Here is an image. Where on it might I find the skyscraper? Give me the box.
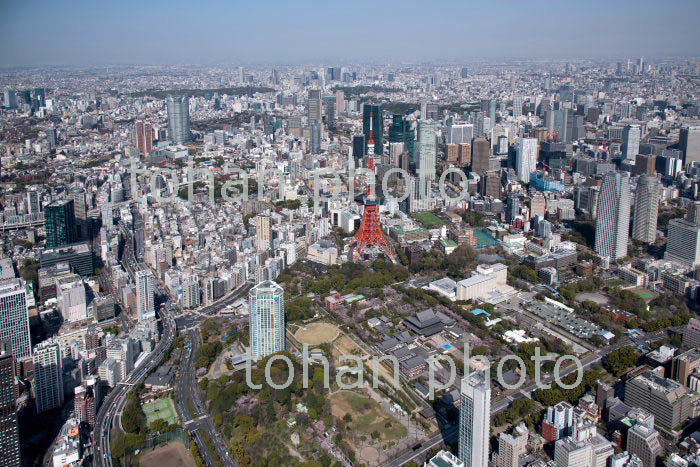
[335,90,345,113]
[0,347,20,466]
[44,199,77,248]
[595,172,631,261]
[352,135,365,161]
[33,340,64,413]
[680,126,700,165]
[459,371,491,467]
[56,275,87,323]
[363,104,383,156]
[135,119,153,156]
[67,187,88,240]
[166,95,191,144]
[256,214,271,251]
[135,269,155,321]
[665,213,700,269]
[471,137,491,175]
[310,121,321,154]
[512,95,523,118]
[307,89,322,125]
[417,120,437,180]
[249,280,285,361]
[635,154,656,176]
[632,176,660,244]
[389,114,414,167]
[622,125,641,161]
[447,124,474,145]
[0,279,31,361]
[515,138,538,183]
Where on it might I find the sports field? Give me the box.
[139,441,195,467]
[294,322,340,345]
[143,397,178,426]
[412,211,445,229]
[629,287,659,302]
[475,229,498,248]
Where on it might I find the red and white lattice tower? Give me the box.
[347,112,397,263]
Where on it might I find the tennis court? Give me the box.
[143,397,178,426]
[475,229,498,248]
[629,287,658,302]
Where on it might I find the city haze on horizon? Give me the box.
[1,0,700,66]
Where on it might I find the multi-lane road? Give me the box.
[172,282,253,467]
[92,302,177,467]
[175,328,236,466]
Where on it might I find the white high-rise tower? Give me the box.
[459,371,491,467]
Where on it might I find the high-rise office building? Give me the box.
[363,104,383,156]
[249,280,285,361]
[307,89,322,125]
[135,269,155,321]
[446,144,459,164]
[624,370,692,431]
[0,347,20,466]
[309,121,322,154]
[680,126,700,165]
[458,143,472,167]
[460,67,469,79]
[3,90,17,109]
[56,275,87,323]
[447,124,474,145]
[33,340,64,413]
[67,187,88,240]
[632,176,660,244]
[352,135,365,161]
[44,199,77,248]
[335,90,345,113]
[135,119,153,156]
[635,154,656,176]
[622,125,641,161]
[471,137,491,175]
[665,216,700,269]
[458,371,490,467]
[166,95,191,144]
[256,214,271,251]
[595,172,631,261]
[516,138,538,183]
[417,120,437,180]
[625,409,663,467]
[512,95,523,118]
[0,279,31,361]
[389,114,414,167]
[481,99,496,124]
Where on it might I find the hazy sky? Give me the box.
[1,0,699,65]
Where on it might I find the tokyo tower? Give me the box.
[348,112,397,263]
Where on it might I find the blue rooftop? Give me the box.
[471,308,492,318]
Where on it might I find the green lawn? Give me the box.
[331,391,408,441]
[412,212,445,229]
[143,397,178,426]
